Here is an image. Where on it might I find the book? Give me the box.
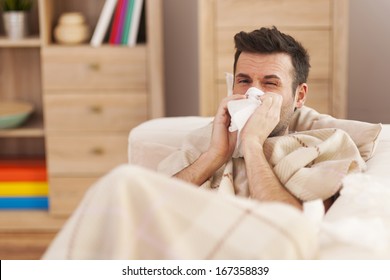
[116,0,130,44]
[127,0,144,47]
[90,0,118,47]
[0,182,48,196]
[0,159,47,181]
[121,0,135,44]
[0,197,48,210]
[109,0,125,44]
[0,166,47,182]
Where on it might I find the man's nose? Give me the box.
[248,84,264,94]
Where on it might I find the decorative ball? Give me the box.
[54,12,90,44]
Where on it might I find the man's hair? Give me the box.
[233,26,310,92]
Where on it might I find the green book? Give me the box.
[121,0,135,44]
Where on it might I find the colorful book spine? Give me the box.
[121,0,135,44]
[109,0,126,44]
[0,182,48,196]
[0,197,48,210]
[127,0,144,47]
[0,159,48,210]
[115,0,129,44]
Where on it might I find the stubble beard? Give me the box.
[268,105,295,137]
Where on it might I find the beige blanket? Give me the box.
[159,125,366,202]
[43,165,318,259]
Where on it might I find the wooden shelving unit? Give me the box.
[0,0,164,259]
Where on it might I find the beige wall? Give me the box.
[163,0,390,123]
[348,0,390,123]
[163,0,199,116]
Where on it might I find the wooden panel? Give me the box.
[0,138,45,157]
[0,48,43,115]
[49,177,98,217]
[331,0,349,118]
[0,231,57,260]
[0,211,66,231]
[44,91,148,131]
[304,81,330,114]
[41,46,147,90]
[146,0,165,118]
[216,29,331,81]
[216,0,331,28]
[46,133,129,175]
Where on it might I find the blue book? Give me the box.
[0,197,49,210]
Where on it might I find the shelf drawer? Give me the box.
[216,0,331,28]
[46,133,128,176]
[42,46,147,90]
[44,91,148,132]
[49,177,98,217]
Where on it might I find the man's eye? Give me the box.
[266,82,277,86]
[238,79,249,84]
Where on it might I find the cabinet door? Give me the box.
[46,133,129,176]
[44,91,148,132]
[49,177,98,216]
[42,46,147,90]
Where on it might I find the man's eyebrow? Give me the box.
[235,73,251,78]
[235,73,282,80]
[263,74,281,80]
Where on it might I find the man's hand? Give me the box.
[173,94,245,186]
[207,94,246,166]
[240,92,283,146]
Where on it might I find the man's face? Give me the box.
[233,51,305,136]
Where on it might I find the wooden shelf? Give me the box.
[0,118,44,138]
[0,36,41,47]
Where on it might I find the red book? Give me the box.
[109,0,125,44]
[0,159,47,181]
[115,0,129,44]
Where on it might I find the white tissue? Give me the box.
[227,87,264,158]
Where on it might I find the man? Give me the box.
[170,27,309,210]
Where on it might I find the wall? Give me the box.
[163,0,199,116]
[348,0,390,123]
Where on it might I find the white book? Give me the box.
[127,0,144,47]
[90,0,118,47]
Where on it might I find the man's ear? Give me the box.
[294,83,308,109]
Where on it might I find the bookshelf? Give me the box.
[0,0,164,259]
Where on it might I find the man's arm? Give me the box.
[243,139,302,209]
[241,93,302,210]
[174,94,245,186]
